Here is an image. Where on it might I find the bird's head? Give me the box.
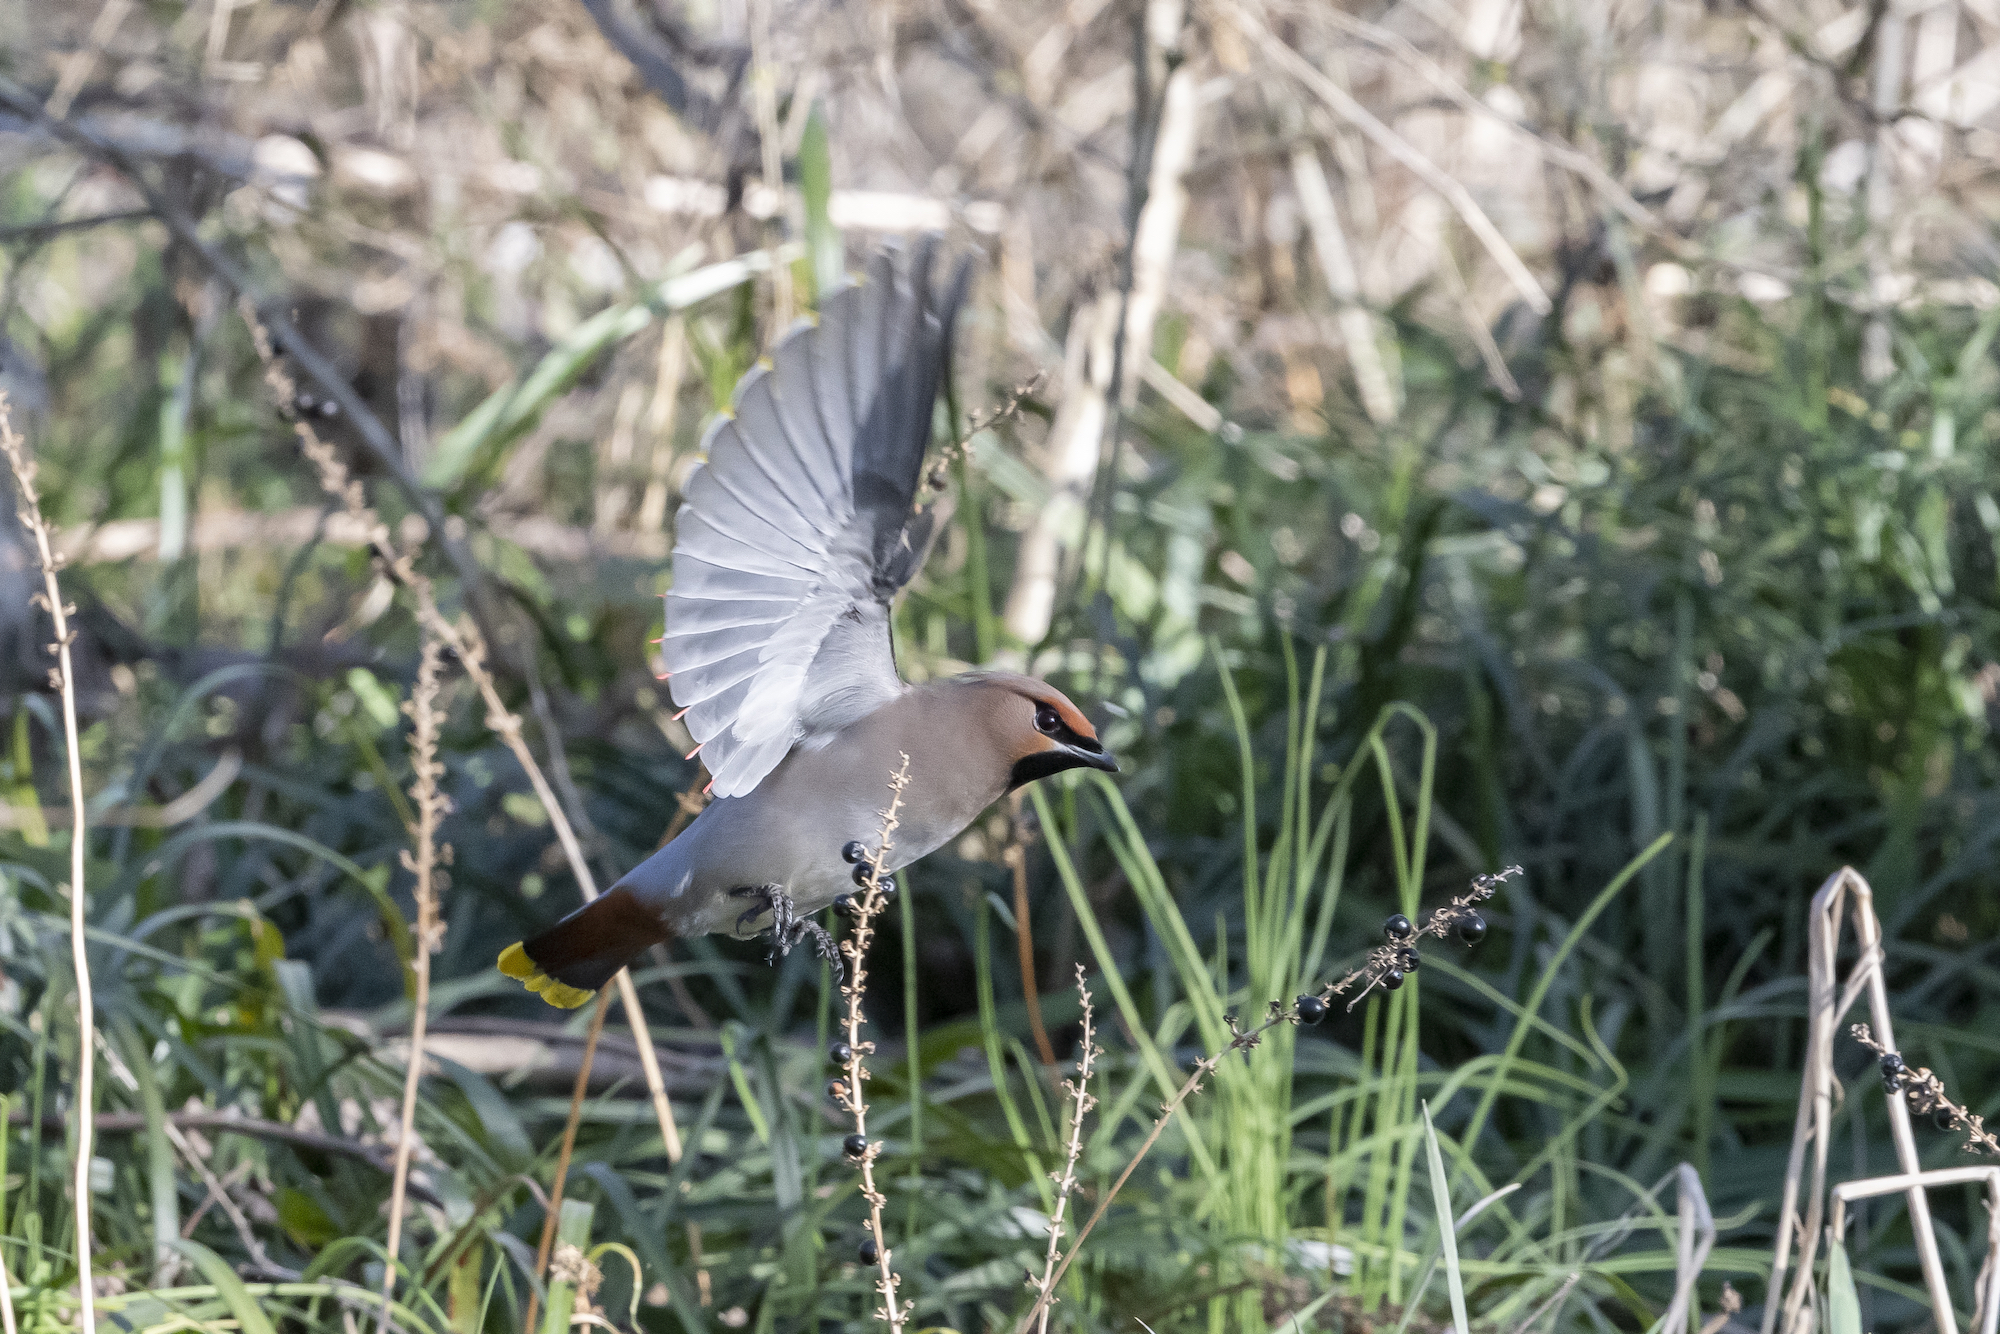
[953,671,1119,790]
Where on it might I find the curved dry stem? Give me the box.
[0,394,95,1328]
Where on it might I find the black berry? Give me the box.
[1296,995,1328,1025]
[829,1040,853,1064]
[1458,913,1487,945]
[1879,1052,1906,1076]
[1399,949,1420,972]
[852,863,874,887]
[827,1079,847,1100]
[843,1133,869,1158]
[1383,914,1414,941]
[1380,967,1406,991]
[842,841,868,863]
[1935,1109,1957,1132]
[832,894,854,917]
[859,1238,881,1264]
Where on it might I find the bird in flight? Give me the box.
[499,240,1117,1007]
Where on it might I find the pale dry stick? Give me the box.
[1015,870,1518,1334]
[0,395,97,1328]
[98,1041,290,1279]
[255,328,689,1174]
[1290,0,1661,234]
[1030,968,1099,1334]
[1289,140,1399,425]
[46,0,132,119]
[1216,0,1553,316]
[832,755,913,1332]
[1827,1167,2000,1334]
[524,989,613,1334]
[1764,868,1953,1334]
[379,625,453,1332]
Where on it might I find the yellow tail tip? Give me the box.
[495,943,595,1009]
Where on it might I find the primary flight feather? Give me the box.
[499,240,1117,1007]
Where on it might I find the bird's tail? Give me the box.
[497,887,671,1008]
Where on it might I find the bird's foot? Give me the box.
[733,885,839,970]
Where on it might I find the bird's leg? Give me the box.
[732,884,839,970]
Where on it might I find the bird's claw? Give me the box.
[734,885,839,971]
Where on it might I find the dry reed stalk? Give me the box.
[1763,868,1953,1334]
[524,988,612,1334]
[831,754,913,1331]
[1031,968,1099,1334]
[0,395,97,1327]
[379,622,452,1331]
[240,309,688,1172]
[1827,1166,2000,1334]
[1012,869,1516,1334]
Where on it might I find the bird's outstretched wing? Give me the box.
[662,239,970,797]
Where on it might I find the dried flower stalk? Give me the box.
[832,754,913,1331]
[1852,1024,2000,1158]
[379,620,454,1330]
[0,395,96,1328]
[240,307,687,1170]
[1030,967,1099,1334]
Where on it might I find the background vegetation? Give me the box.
[0,0,1996,1328]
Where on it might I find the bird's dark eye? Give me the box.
[1033,703,1062,735]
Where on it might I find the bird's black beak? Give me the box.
[1007,737,1120,790]
[1069,737,1119,773]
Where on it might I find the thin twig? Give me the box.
[0,394,96,1328]
[525,989,612,1334]
[1215,0,1553,315]
[1031,968,1099,1334]
[240,305,689,1174]
[833,755,913,1331]
[380,622,453,1331]
[1003,793,1057,1067]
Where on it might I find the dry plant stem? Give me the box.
[525,988,612,1334]
[379,626,452,1331]
[252,326,687,1171]
[0,395,96,1328]
[1014,869,1520,1334]
[1852,1024,2000,1157]
[1031,969,1099,1334]
[836,755,913,1332]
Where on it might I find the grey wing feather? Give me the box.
[663,240,971,797]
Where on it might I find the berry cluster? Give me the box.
[1854,1023,2000,1155]
[1293,866,1518,1021]
[834,840,899,917]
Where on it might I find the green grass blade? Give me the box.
[168,1240,280,1334]
[1423,1103,1470,1334]
[1827,1236,1863,1334]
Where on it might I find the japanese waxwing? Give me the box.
[499,239,1117,1007]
